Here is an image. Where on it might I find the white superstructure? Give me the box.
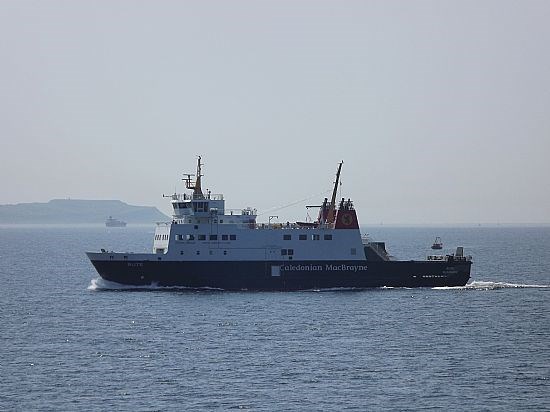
[151,157,365,262]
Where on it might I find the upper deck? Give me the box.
[167,157,358,231]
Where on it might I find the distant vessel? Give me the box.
[105,216,126,227]
[431,237,443,250]
[88,158,472,290]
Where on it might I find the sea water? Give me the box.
[0,225,548,410]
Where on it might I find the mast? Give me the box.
[194,156,203,197]
[183,156,204,199]
[326,161,343,225]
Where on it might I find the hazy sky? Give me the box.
[1,1,549,224]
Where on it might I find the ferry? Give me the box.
[105,216,126,227]
[87,158,472,290]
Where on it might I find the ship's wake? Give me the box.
[433,281,550,290]
[88,277,152,291]
[87,278,223,292]
[88,278,549,292]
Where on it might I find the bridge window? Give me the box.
[299,234,307,240]
[210,235,218,240]
[222,235,229,240]
[192,201,209,212]
[283,234,291,240]
[230,235,237,240]
[198,234,206,241]
[312,234,320,240]
[324,234,333,240]
[186,234,195,241]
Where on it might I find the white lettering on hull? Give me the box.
[281,264,368,272]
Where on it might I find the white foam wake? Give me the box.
[87,277,155,290]
[87,277,224,291]
[88,278,549,292]
[433,281,550,290]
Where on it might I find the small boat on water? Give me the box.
[105,216,127,227]
[431,237,443,250]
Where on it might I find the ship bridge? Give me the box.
[172,192,225,218]
[169,156,257,226]
[169,156,226,219]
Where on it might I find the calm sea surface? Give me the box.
[1,225,549,411]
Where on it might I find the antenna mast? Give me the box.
[194,156,203,197]
[326,161,343,224]
[183,156,204,199]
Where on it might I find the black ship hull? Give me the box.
[88,258,471,290]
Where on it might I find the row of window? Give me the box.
[284,234,332,241]
[175,234,237,241]
[179,250,229,256]
[168,233,333,241]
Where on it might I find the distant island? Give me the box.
[0,199,169,224]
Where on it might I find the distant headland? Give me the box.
[0,199,169,224]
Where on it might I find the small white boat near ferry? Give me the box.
[431,236,443,250]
